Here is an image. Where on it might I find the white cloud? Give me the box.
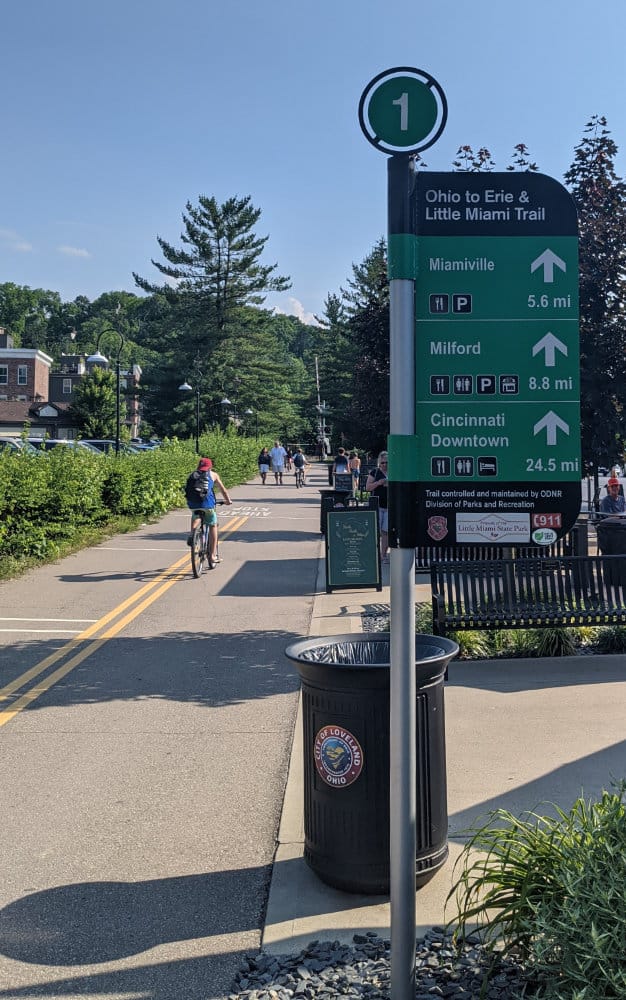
[0,227,33,252]
[57,245,92,258]
[272,296,320,326]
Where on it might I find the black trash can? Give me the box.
[596,516,626,587]
[285,632,458,894]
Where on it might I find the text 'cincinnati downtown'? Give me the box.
[431,412,509,448]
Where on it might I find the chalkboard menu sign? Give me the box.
[325,507,381,593]
[333,472,353,493]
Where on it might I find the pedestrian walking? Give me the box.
[258,446,270,484]
[269,440,287,484]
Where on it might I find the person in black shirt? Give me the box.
[365,451,389,562]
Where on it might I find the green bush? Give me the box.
[0,432,259,574]
[595,625,626,653]
[447,785,626,999]
[528,626,578,658]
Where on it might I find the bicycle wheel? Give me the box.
[191,526,205,578]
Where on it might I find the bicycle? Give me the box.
[190,501,225,577]
[295,466,306,488]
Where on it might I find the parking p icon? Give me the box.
[452,294,472,313]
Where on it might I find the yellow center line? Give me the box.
[0,515,249,717]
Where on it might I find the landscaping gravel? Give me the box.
[230,929,535,999]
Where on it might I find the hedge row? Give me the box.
[0,433,260,567]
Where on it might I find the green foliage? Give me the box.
[69,365,117,437]
[340,238,389,453]
[529,627,577,658]
[415,601,434,633]
[447,628,494,660]
[490,628,536,658]
[0,435,258,574]
[594,625,626,653]
[447,786,626,999]
[133,194,290,336]
[565,116,626,470]
[452,145,496,171]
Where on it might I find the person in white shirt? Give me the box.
[269,440,287,484]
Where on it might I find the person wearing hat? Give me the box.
[184,457,232,562]
[600,477,626,515]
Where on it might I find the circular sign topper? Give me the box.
[359,67,447,155]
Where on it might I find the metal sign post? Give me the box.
[359,68,447,1000]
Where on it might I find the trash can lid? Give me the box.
[285,632,458,666]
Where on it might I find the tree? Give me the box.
[564,117,626,471]
[340,238,389,451]
[133,194,290,347]
[69,366,117,437]
[0,283,62,350]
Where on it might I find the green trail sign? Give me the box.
[396,171,580,547]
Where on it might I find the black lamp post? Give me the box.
[220,396,232,431]
[245,407,258,439]
[178,375,202,454]
[87,327,125,456]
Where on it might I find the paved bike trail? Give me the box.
[0,466,325,1000]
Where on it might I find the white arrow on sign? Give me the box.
[532,332,568,367]
[533,410,570,446]
[530,249,567,283]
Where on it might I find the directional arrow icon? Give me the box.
[530,249,567,283]
[533,410,570,445]
[532,332,568,367]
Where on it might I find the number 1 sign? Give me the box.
[358,67,447,155]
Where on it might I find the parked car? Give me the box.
[0,437,38,454]
[81,439,141,454]
[131,438,161,450]
[27,438,102,454]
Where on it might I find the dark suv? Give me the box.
[81,439,140,454]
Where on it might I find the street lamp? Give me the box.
[245,407,258,439]
[220,396,232,431]
[87,327,125,456]
[178,376,202,454]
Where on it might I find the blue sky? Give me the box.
[2,0,626,325]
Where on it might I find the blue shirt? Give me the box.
[600,493,626,514]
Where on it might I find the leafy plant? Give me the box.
[595,625,626,653]
[415,601,434,633]
[528,627,577,658]
[447,628,493,660]
[492,628,536,658]
[447,786,626,999]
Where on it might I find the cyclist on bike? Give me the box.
[293,447,307,484]
[185,457,232,563]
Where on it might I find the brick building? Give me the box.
[0,328,141,439]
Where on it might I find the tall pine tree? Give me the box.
[133,194,290,345]
[564,117,626,471]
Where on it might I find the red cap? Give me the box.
[198,458,212,471]
[608,477,620,486]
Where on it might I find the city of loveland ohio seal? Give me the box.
[314,725,364,787]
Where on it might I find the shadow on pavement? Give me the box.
[0,629,302,711]
[0,866,270,966]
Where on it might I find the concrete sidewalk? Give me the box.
[263,552,626,954]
